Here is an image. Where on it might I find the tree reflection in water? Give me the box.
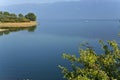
[0,26,37,36]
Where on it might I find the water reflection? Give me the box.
[0,26,37,36]
[0,20,120,80]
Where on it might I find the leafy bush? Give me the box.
[59,40,120,80]
[0,11,36,22]
[25,13,36,21]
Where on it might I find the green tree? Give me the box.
[9,13,17,18]
[59,40,120,80]
[18,13,24,18]
[0,11,2,14]
[3,11,10,15]
[0,11,36,22]
[25,13,36,21]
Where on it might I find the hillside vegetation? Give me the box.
[0,11,36,23]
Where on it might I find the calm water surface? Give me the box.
[0,19,120,80]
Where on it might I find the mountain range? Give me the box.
[0,1,120,20]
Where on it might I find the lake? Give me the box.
[0,19,120,80]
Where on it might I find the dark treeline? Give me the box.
[0,11,36,23]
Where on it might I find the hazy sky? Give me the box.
[0,0,120,6]
[0,0,81,6]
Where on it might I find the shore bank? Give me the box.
[0,21,37,27]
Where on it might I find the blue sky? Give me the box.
[0,0,120,6]
[0,0,80,6]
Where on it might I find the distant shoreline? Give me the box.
[0,21,37,27]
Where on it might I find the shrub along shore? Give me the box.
[0,11,37,28]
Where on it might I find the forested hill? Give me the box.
[0,11,36,22]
